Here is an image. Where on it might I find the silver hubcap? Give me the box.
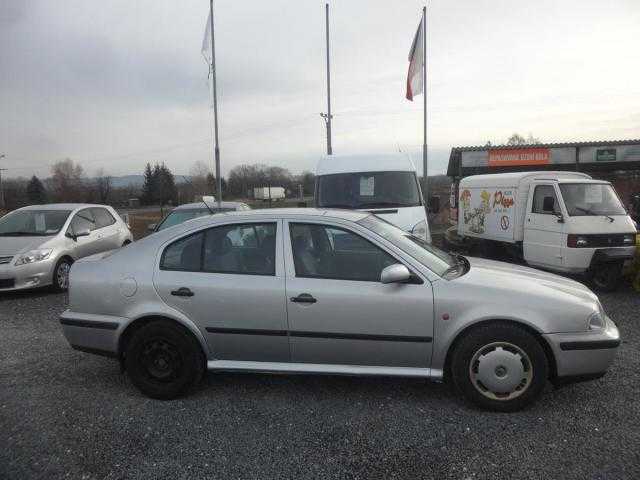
[469,342,533,401]
[57,262,70,289]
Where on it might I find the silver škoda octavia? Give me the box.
[60,209,619,411]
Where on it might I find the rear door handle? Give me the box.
[290,293,317,304]
[171,287,194,297]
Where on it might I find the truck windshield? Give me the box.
[358,215,459,277]
[0,210,71,236]
[559,183,626,216]
[317,171,422,209]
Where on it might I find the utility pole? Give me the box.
[320,2,333,155]
[0,155,5,210]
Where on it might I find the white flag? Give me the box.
[201,9,212,66]
[405,19,424,101]
[202,8,214,106]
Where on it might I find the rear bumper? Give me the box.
[60,310,127,357]
[542,316,620,379]
[591,246,636,263]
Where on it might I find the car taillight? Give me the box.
[567,234,588,248]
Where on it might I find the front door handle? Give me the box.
[290,293,317,304]
[171,287,194,297]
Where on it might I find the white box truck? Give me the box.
[457,171,636,290]
[254,186,285,201]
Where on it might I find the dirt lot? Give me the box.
[1,286,639,479]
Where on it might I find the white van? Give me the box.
[456,171,636,290]
[315,153,431,242]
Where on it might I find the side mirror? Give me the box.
[555,212,564,223]
[380,264,411,284]
[147,223,157,232]
[428,196,440,214]
[75,228,91,239]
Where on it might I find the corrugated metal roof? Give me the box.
[447,139,640,177]
[451,139,640,152]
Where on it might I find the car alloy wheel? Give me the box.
[56,260,71,291]
[468,341,533,401]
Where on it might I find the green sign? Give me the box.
[596,148,617,162]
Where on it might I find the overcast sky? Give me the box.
[1,0,639,179]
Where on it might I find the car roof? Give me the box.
[316,153,417,176]
[18,203,108,211]
[172,201,246,210]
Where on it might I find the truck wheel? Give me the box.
[125,320,205,400]
[590,262,623,292]
[450,323,548,412]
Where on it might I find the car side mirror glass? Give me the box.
[75,228,91,238]
[380,264,411,284]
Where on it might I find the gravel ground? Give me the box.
[1,287,639,479]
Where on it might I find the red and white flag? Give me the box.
[405,19,424,101]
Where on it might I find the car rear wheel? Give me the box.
[451,323,548,412]
[125,320,205,400]
[52,257,72,292]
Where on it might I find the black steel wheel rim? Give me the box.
[139,338,183,383]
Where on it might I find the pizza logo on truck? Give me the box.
[493,191,514,209]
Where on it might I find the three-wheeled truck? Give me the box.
[450,171,637,291]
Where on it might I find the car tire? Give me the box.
[450,323,548,412]
[125,320,205,400]
[52,257,73,292]
[589,262,623,292]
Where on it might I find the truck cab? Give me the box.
[315,153,431,243]
[524,177,636,289]
[457,172,636,290]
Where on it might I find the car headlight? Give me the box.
[588,308,606,330]
[14,249,53,266]
[623,234,635,245]
[411,220,430,243]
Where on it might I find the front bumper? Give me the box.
[60,310,128,357]
[542,316,620,379]
[0,258,56,292]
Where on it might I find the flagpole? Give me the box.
[323,2,333,155]
[422,5,428,201]
[209,0,222,208]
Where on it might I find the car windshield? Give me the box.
[559,183,627,216]
[358,215,459,277]
[317,171,422,209]
[0,209,71,236]
[156,207,234,231]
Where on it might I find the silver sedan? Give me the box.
[60,209,620,411]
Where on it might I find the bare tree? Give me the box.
[506,133,540,146]
[189,161,213,199]
[50,159,84,202]
[95,168,112,204]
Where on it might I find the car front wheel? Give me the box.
[451,323,548,412]
[52,257,72,292]
[125,320,205,400]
